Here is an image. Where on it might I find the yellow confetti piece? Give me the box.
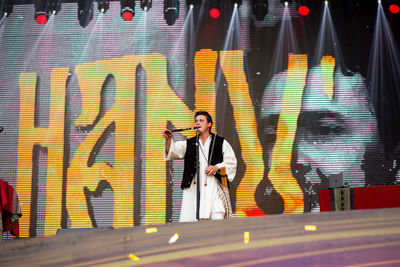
[244,231,250,244]
[168,233,180,244]
[129,253,140,262]
[146,227,158,234]
[305,225,317,231]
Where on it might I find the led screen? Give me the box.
[0,0,399,237]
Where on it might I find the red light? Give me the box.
[36,14,48,24]
[122,11,134,21]
[389,4,399,14]
[209,8,220,19]
[298,5,309,16]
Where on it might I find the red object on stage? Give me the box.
[389,4,399,14]
[36,14,48,24]
[209,8,221,19]
[298,6,309,16]
[319,188,331,211]
[0,179,22,238]
[319,185,400,212]
[122,11,134,21]
[353,185,400,209]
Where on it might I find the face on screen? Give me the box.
[260,66,379,211]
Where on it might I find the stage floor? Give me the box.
[1,208,400,266]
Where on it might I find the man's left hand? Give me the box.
[205,165,218,176]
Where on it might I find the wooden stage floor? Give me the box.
[1,208,400,266]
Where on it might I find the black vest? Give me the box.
[181,134,224,189]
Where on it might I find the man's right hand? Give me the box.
[163,129,173,155]
[162,129,172,140]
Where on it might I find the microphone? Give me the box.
[0,126,3,133]
[171,127,199,132]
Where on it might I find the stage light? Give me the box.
[122,10,133,20]
[209,1,221,19]
[186,0,200,7]
[389,4,400,14]
[35,0,49,24]
[98,0,110,13]
[140,0,152,11]
[36,14,47,24]
[232,0,242,6]
[78,0,93,27]
[297,0,309,16]
[50,0,61,15]
[1,0,13,17]
[164,0,180,26]
[34,0,60,23]
[209,7,220,18]
[121,0,135,21]
[252,0,268,21]
[298,5,309,16]
[280,0,292,6]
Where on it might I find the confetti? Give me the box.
[244,231,250,244]
[168,233,180,244]
[129,253,140,262]
[146,227,158,234]
[304,225,317,231]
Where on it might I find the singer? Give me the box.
[162,111,237,222]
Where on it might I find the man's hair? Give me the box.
[195,110,213,132]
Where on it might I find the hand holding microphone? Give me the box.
[171,127,199,132]
[162,129,173,140]
[162,126,199,139]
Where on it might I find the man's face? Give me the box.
[195,115,212,134]
[260,66,379,210]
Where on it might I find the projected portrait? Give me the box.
[259,65,386,213]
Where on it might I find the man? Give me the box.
[259,66,390,213]
[163,111,237,222]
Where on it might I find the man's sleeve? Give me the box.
[164,140,187,161]
[216,140,237,182]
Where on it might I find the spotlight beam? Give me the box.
[140,0,152,11]
[280,0,292,6]
[186,0,200,7]
[49,0,61,15]
[98,0,110,13]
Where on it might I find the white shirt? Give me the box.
[165,135,237,222]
